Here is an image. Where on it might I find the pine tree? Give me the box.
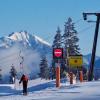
[52,26,62,67]
[51,27,62,78]
[40,56,49,79]
[63,17,80,56]
[61,17,81,74]
[52,26,62,48]
[9,64,17,83]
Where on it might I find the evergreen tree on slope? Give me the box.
[40,56,49,79]
[9,64,17,83]
[52,26,62,48]
[52,27,66,78]
[52,27,62,76]
[63,17,80,56]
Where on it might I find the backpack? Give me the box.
[23,75,28,81]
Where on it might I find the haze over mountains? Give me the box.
[0,31,52,81]
[0,31,100,82]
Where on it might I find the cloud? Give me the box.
[0,43,41,81]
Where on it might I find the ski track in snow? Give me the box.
[0,78,100,100]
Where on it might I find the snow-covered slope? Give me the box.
[0,31,52,82]
[0,78,100,100]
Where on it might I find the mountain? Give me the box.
[95,58,100,68]
[83,54,100,66]
[1,31,100,82]
[83,54,100,77]
[0,31,51,50]
[83,54,100,64]
[0,31,52,82]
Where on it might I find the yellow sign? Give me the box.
[68,55,83,67]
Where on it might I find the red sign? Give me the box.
[53,48,63,59]
[54,49,62,57]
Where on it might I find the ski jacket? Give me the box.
[19,74,28,83]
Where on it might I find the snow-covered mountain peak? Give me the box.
[34,35,51,46]
[8,31,51,47]
[8,31,29,41]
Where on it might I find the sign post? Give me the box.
[53,48,63,87]
[80,71,83,82]
[68,55,83,83]
[56,65,60,87]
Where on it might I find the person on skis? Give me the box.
[19,74,28,95]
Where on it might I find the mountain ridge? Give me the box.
[0,31,52,82]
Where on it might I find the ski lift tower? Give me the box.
[83,13,100,81]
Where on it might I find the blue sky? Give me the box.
[0,0,100,56]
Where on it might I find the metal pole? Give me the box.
[88,15,100,81]
[56,64,60,87]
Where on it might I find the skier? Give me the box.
[19,74,28,95]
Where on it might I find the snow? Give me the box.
[0,78,100,100]
[8,32,28,41]
[8,31,51,47]
[34,35,51,46]
[8,32,21,41]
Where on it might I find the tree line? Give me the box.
[0,17,87,83]
[39,17,87,80]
